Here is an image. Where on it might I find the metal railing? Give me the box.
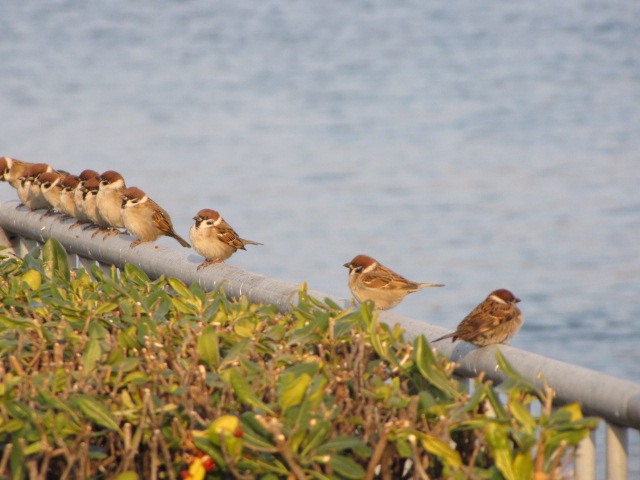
[0,200,638,479]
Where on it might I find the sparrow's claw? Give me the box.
[196,258,223,270]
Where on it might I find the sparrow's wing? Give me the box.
[361,266,420,291]
[152,205,176,235]
[152,205,190,247]
[457,303,518,341]
[215,221,247,250]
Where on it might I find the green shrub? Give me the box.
[0,239,598,480]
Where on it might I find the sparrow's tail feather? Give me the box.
[432,332,456,343]
[241,238,263,247]
[418,282,445,288]
[171,232,191,248]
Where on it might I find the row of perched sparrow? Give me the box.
[1,156,523,347]
[0,157,261,270]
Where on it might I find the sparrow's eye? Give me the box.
[3,168,9,175]
[206,220,214,226]
[43,182,51,188]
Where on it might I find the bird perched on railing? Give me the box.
[17,163,53,210]
[343,254,444,310]
[96,170,127,236]
[58,175,82,219]
[190,209,262,269]
[81,176,112,234]
[433,289,523,346]
[37,171,66,216]
[71,169,100,228]
[120,187,190,248]
[0,157,32,190]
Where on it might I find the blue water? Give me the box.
[1,1,639,383]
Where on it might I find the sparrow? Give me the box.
[0,156,32,189]
[433,289,523,346]
[343,254,444,311]
[17,163,53,210]
[96,170,126,231]
[189,209,262,269]
[72,169,99,226]
[120,187,190,248]
[58,175,82,219]
[37,171,65,215]
[80,177,110,231]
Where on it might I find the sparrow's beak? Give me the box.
[343,263,350,269]
[515,298,521,303]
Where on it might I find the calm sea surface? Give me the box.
[1,1,639,387]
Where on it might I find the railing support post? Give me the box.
[575,429,596,480]
[606,422,627,480]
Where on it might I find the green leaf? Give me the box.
[241,427,276,450]
[0,315,34,330]
[168,277,192,299]
[74,395,122,434]
[42,238,70,282]
[329,454,366,479]
[368,313,387,360]
[194,436,227,470]
[94,302,119,315]
[82,338,102,374]
[279,373,311,414]
[316,436,368,455]
[508,394,536,434]
[197,325,220,368]
[171,297,197,315]
[240,412,273,439]
[0,419,24,434]
[514,453,534,479]
[114,472,140,480]
[10,438,25,480]
[122,371,151,385]
[222,339,251,365]
[420,435,461,468]
[484,383,509,419]
[230,368,274,415]
[486,422,516,480]
[122,263,151,285]
[283,362,320,378]
[118,327,140,350]
[413,335,459,398]
[495,349,542,396]
[21,269,42,290]
[301,420,331,456]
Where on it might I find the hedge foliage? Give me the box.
[0,239,598,479]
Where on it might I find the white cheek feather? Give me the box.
[489,294,507,304]
[362,262,378,274]
[213,217,222,226]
